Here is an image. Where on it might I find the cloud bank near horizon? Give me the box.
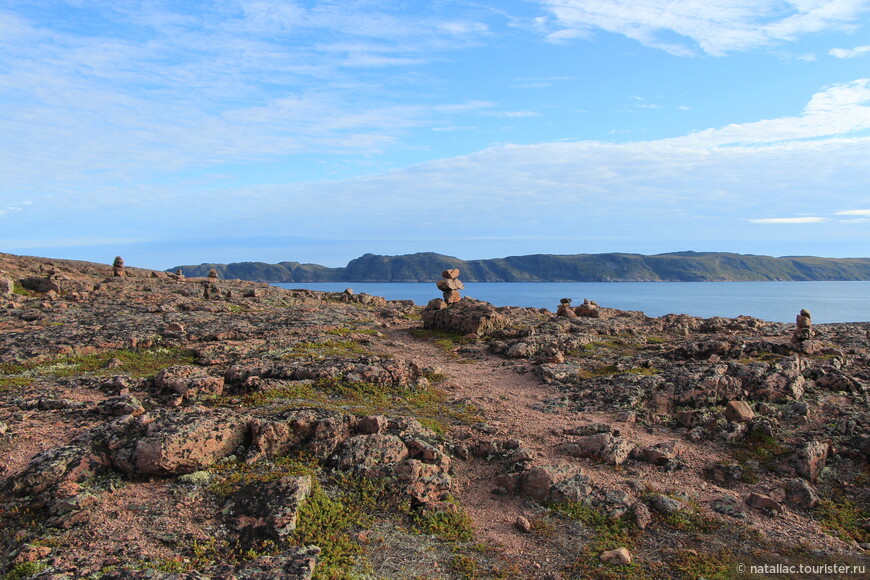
[5,78,870,267]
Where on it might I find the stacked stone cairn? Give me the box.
[436,269,463,304]
[208,268,219,279]
[112,256,125,277]
[792,309,813,344]
[556,298,577,318]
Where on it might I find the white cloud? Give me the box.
[671,79,870,145]
[830,45,870,58]
[537,0,870,55]
[750,217,828,224]
[835,209,870,215]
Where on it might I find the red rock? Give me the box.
[441,269,460,279]
[443,289,462,304]
[436,278,464,291]
[795,441,829,483]
[724,400,755,422]
[128,411,249,475]
[745,492,784,513]
[519,464,580,502]
[515,516,532,533]
[330,434,409,474]
[600,547,632,565]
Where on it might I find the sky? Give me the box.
[2,0,870,269]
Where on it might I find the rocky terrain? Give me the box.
[0,252,868,579]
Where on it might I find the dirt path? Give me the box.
[379,327,598,565]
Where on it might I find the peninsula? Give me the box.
[170,251,870,283]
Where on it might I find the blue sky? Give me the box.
[2,0,870,269]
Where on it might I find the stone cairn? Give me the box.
[792,309,813,344]
[112,256,125,277]
[208,268,219,279]
[557,297,601,319]
[435,269,463,304]
[556,298,577,318]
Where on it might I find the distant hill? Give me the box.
[169,251,870,282]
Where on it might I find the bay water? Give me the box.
[274,281,870,324]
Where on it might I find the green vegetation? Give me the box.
[293,485,368,579]
[816,498,870,544]
[3,562,47,580]
[11,282,32,297]
[0,347,197,382]
[411,505,475,543]
[548,503,637,554]
[0,376,35,394]
[208,455,320,498]
[732,430,790,474]
[212,375,479,436]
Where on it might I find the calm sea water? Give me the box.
[273,281,870,324]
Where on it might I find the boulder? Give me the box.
[7,445,108,495]
[330,433,409,475]
[557,433,635,465]
[745,492,784,513]
[225,476,312,544]
[122,410,249,475]
[422,298,508,336]
[637,441,685,466]
[155,365,225,400]
[724,400,755,423]
[96,395,145,417]
[247,409,353,462]
[21,276,61,294]
[519,464,580,502]
[649,493,683,515]
[0,272,13,296]
[794,440,828,483]
[784,478,819,509]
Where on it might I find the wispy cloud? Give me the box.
[750,217,828,224]
[0,2,504,194]
[829,45,870,58]
[671,79,870,145]
[835,209,870,216]
[537,0,870,56]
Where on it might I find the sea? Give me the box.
[273,281,870,324]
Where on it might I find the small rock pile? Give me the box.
[436,268,463,304]
[792,308,813,343]
[112,256,125,277]
[208,268,219,279]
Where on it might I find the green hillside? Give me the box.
[170,251,870,282]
